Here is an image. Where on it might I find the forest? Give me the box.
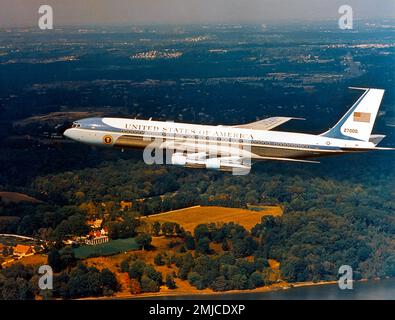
[4,210,395,299]
[0,152,395,299]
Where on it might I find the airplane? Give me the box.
[64,87,393,174]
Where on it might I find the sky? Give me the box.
[0,0,394,27]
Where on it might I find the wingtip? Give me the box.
[349,86,385,92]
[348,86,370,91]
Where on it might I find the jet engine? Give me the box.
[170,153,250,174]
[170,153,187,166]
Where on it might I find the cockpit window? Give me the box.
[72,123,81,128]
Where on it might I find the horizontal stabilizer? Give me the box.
[369,134,386,146]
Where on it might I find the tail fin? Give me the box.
[321,87,385,141]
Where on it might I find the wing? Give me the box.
[233,117,304,131]
[159,140,319,165]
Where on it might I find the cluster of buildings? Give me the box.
[0,218,111,268]
[0,243,44,267]
[85,219,109,245]
[85,228,109,245]
[184,36,209,42]
[63,219,109,246]
[131,50,183,60]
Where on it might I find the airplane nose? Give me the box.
[63,128,72,138]
[63,128,79,141]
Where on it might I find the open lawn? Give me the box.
[73,238,138,259]
[144,205,283,233]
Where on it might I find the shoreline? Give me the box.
[106,279,340,300]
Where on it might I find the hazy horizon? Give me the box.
[0,0,394,28]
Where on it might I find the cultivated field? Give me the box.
[144,205,283,233]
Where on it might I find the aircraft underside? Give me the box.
[113,134,354,162]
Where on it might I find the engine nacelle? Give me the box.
[171,153,187,166]
[205,157,221,170]
[170,153,250,174]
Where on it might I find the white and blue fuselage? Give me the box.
[63,88,392,171]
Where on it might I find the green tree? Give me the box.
[161,222,176,236]
[249,271,264,288]
[144,265,163,285]
[48,248,62,273]
[152,222,161,236]
[211,276,228,291]
[140,275,160,293]
[165,274,177,289]
[60,247,76,271]
[185,236,195,250]
[101,268,119,295]
[135,233,152,250]
[194,224,210,241]
[175,223,185,236]
[384,255,395,277]
[154,253,165,266]
[188,272,204,290]
[120,260,129,273]
[196,237,210,254]
[129,260,146,280]
[0,277,35,300]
